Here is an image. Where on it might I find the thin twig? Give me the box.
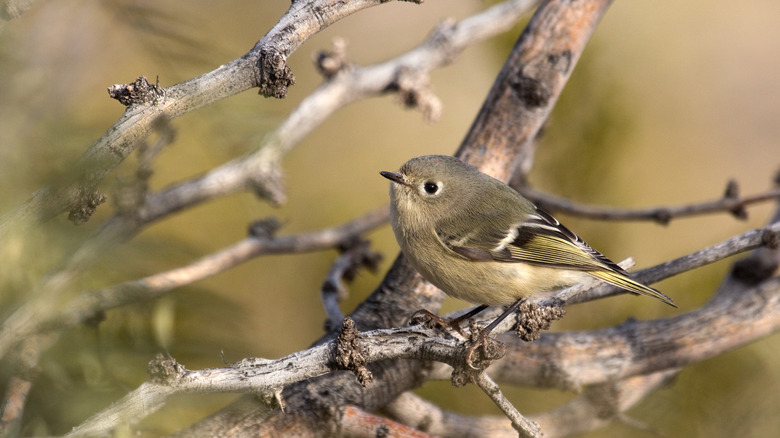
[0,208,389,360]
[321,240,382,332]
[0,0,419,236]
[517,183,780,224]
[0,376,32,437]
[473,372,540,437]
[135,0,542,226]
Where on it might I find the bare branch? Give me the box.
[66,254,780,437]
[134,0,542,226]
[338,406,436,438]
[531,370,680,437]
[321,240,383,332]
[474,372,541,437]
[517,181,780,225]
[385,391,516,437]
[0,208,388,360]
[0,0,420,236]
[559,221,780,306]
[385,371,679,438]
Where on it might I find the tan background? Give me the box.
[0,0,778,436]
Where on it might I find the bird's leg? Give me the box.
[464,300,524,369]
[410,305,489,337]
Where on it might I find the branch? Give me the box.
[65,213,780,435]
[321,239,383,332]
[67,266,780,437]
[0,208,388,361]
[132,0,542,227]
[385,371,679,438]
[474,372,540,437]
[0,0,420,236]
[555,221,780,306]
[530,370,680,437]
[338,406,436,438]
[385,391,516,437]
[175,1,637,435]
[517,180,780,224]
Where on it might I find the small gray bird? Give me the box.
[380,155,675,333]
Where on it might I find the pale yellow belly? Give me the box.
[408,250,589,306]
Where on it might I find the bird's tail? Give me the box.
[589,270,677,308]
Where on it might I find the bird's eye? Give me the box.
[423,182,439,194]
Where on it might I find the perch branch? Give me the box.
[66,230,780,437]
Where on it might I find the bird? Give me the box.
[380,155,675,362]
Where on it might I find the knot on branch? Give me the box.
[256,48,296,99]
[732,247,780,285]
[334,317,373,387]
[509,72,551,109]
[336,237,383,282]
[68,187,106,225]
[314,37,351,79]
[108,76,165,107]
[516,301,565,342]
[248,216,283,238]
[651,209,672,225]
[724,179,748,220]
[427,18,459,63]
[388,68,442,123]
[248,165,287,207]
[147,353,185,384]
[763,228,780,249]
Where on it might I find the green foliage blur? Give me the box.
[1,1,779,436]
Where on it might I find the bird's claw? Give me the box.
[463,325,504,370]
[410,309,467,337]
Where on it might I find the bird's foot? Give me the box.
[463,319,505,370]
[410,309,468,337]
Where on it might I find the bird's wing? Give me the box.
[436,206,624,273]
[436,206,677,307]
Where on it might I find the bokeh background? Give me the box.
[1,0,779,436]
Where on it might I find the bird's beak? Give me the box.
[380,171,410,187]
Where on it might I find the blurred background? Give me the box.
[0,0,778,436]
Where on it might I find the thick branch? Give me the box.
[68,268,780,436]
[177,1,622,435]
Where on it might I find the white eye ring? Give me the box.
[422,181,442,195]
